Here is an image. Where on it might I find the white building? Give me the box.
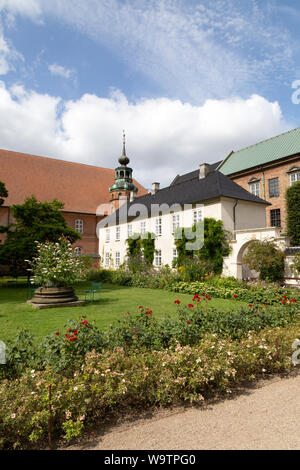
[98,162,270,273]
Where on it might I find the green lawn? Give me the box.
[0,282,246,342]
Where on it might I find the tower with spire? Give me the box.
[109,131,138,209]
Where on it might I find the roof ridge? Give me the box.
[0,148,115,172]
[233,127,300,155]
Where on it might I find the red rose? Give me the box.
[174,300,181,304]
[187,321,191,324]
[234,295,238,298]
[188,304,194,308]
[56,332,60,336]
[249,304,252,307]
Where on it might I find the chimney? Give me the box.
[130,191,137,202]
[152,182,160,195]
[199,163,211,179]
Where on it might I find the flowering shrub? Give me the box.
[0,321,299,449]
[28,237,84,287]
[169,281,300,305]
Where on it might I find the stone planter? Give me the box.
[28,286,85,309]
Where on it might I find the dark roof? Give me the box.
[170,161,223,186]
[113,169,270,222]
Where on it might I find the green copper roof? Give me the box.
[218,127,300,176]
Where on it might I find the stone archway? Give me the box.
[222,227,285,280]
[236,240,260,281]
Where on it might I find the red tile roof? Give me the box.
[0,149,147,214]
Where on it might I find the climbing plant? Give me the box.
[174,218,231,274]
[286,181,300,246]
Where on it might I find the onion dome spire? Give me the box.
[118,130,130,166]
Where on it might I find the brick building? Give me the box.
[0,148,146,258]
[217,127,300,232]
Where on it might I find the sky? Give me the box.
[0,0,300,189]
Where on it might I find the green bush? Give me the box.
[286,181,300,246]
[84,268,113,283]
[242,240,286,283]
[169,280,300,305]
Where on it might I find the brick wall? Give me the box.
[0,208,100,256]
[230,156,300,231]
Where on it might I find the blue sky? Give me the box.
[0,0,300,188]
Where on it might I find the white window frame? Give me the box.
[105,252,110,267]
[290,171,300,186]
[172,213,180,232]
[127,224,133,238]
[140,221,146,235]
[249,182,260,197]
[116,226,121,241]
[75,219,83,234]
[75,247,82,255]
[115,251,121,268]
[155,249,162,267]
[155,218,162,237]
[193,209,203,225]
[173,248,178,262]
[105,228,110,243]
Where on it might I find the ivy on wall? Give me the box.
[286,181,300,246]
[174,218,231,274]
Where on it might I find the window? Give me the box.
[116,226,120,241]
[269,178,279,198]
[193,209,203,224]
[74,247,82,255]
[105,228,110,243]
[75,219,83,234]
[105,252,110,268]
[127,224,133,238]
[155,218,162,236]
[172,214,180,232]
[249,182,260,197]
[270,209,281,227]
[140,221,146,235]
[155,249,162,267]
[290,171,300,186]
[115,252,121,267]
[173,248,178,262]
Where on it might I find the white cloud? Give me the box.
[48,63,74,80]
[0,0,42,22]
[0,20,23,74]
[25,0,294,102]
[0,82,288,188]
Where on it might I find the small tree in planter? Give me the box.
[28,237,85,307]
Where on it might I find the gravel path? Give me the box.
[67,372,300,450]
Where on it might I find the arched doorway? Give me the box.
[237,240,260,281]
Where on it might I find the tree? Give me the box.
[286,181,300,246]
[0,196,80,277]
[242,239,286,283]
[0,181,9,242]
[174,218,231,274]
[0,181,8,207]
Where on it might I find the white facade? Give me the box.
[98,196,268,270]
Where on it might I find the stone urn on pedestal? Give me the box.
[29,286,84,309]
[27,238,85,310]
